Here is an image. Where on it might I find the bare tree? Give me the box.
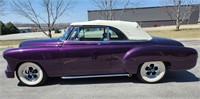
[0,0,6,35]
[161,0,199,31]
[92,0,139,20]
[11,0,75,38]
[0,0,5,15]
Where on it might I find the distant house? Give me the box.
[88,5,200,27]
[15,23,70,33]
[18,27,32,33]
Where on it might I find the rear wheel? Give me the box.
[16,62,47,86]
[137,61,166,83]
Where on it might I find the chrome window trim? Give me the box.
[63,40,149,45]
[108,39,150,43]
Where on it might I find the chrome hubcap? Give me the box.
[140,61,166,83]
[23,67,39,81]
[18,62,44,86]
[145,64,160,78]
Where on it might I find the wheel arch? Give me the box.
[15,61,48,77]
[124,56,172,74]
[163,61,171,69]
[136,61,171,73]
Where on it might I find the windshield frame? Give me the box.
[59,26,73,41]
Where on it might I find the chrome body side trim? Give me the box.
[61,74,130,79]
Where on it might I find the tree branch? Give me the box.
[11,0,75,38]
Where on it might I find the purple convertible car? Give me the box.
[3,20,198,86]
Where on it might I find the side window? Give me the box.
[79,27,103,40]
[68,27,79,41]
[109,30,119,39]
[68,26,109,41]
[109,27,127,41]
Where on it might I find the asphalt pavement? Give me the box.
[0,40,200,99]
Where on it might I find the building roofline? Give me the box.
[88,4,199,12]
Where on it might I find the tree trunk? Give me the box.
[175,0,181,31]
[176,19,179,30]
[48,29,52,38]
[176,23,181,31]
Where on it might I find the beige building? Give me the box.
[88,5,200,27]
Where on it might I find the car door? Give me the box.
[108,27,135,73]
[60,26,112,76]
[108,27,151,73]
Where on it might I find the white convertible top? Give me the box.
[71,20,152,41]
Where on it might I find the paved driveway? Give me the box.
[0,40,199,99]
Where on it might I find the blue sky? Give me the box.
[0,0,162,23]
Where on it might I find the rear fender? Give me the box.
[123,45,198,74]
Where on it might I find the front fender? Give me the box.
[123,45,198,74]
[3,47,62,77]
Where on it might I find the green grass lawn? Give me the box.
[147,28,200,39]
[0,40,24,47]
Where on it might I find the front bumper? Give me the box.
[5,69,15,78]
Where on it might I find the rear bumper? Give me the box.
[5,69,15,78]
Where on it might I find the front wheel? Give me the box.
[16,62,47,86]
[137,61,166,83]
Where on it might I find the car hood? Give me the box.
[152,37,184,47]
[19,38,63,48]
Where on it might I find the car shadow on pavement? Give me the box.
[44,76,138,86]
[162,71,200,83]
[18,70,199,86]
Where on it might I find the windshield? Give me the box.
[59,26,73,41]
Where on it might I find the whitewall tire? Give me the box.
[137,61,166,83]
[16,62,47,86]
